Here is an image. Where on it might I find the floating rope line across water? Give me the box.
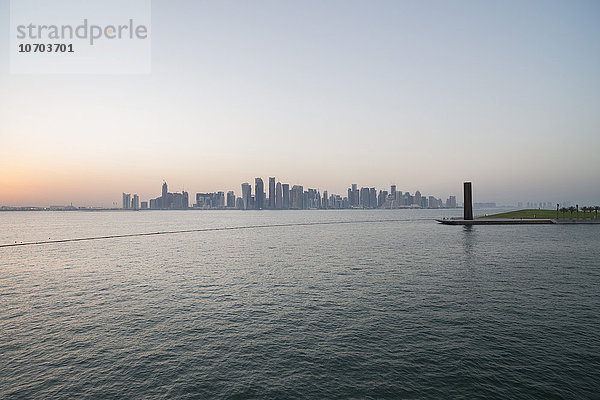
[0,218,432,248]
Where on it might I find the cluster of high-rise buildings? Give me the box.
[121,193,140,210]
[123,182,188,210]
[123,179,457,210]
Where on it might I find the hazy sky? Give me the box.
[1,0,599,207]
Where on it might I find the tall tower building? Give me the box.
[291,185,303,209]
[182,191,189,209]
[161,181,168,209]
[414,190,422,206]
[428,196,436,208]
[369,188,377,208]
[282,184,290,209]
[132,194,139,210]
[445,196,457,208]
[241,183,251,210]
[360,187,370,208]
[377,190,386,208]
[275,182,282,209]
[227,191,236,208]
[122,193,131,209]
[268,177,276,209]
[255,178,264,209]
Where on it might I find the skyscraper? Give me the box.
[161,181,168,209]
[360,187,370,208]
[428,196,437,208]
[182,191,189,209]
[227,191,236,208]
[377,190,386,208]
[369,188,377,208]
[255,178,264,209]
[241,183,251,210]
[122,193,131,209]
[275,182,282,209]
[291,185,303,209]
[282,184,290,209]
[414,190,422,206]
[268,177,275,209]
[306,188,318,209]
[446,196,457,208]
[216,192,225,208]
[132,194,139,210]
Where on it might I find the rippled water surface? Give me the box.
[1,210,599,399]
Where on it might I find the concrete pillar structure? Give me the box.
[464,182,473,220]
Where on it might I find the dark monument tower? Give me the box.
[464,182,473,220]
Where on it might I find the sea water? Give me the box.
[1,210,599,398]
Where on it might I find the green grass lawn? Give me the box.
[481,209,599,219]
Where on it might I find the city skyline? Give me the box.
[114,178,569,212]
[2,172,569,212]
[121,179,457,211]
[1,1,599,206]
[0,173,583,209]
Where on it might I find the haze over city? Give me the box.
[1,0,599,207]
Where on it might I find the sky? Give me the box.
[1,0,599,207]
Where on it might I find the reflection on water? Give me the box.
[461,225,476,260]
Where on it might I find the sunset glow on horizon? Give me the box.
[1,0,599,207]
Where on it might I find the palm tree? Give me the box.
[576,204,579,219]
[595,206,600,219]
[568,206,576,218]
[581,206,588,219]
[560,207,568,218]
